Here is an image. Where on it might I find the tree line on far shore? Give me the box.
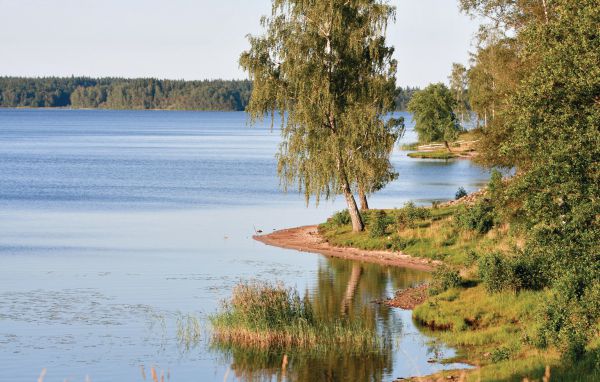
[0,77,252,111]
[0,77,418,112]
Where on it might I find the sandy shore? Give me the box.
[253,225,439,271]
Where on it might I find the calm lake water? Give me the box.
[0,109,489,382]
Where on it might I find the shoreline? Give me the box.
[253,225,439,271]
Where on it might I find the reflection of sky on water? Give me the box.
[0,109,483,381]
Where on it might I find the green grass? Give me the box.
[320,205,512,267]
[400,142,419,150]
[407,150,457,159]
[209,281,382,352]
[413,285,600,381]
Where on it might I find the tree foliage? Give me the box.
[463,0,600,360]
[240,0,402,232]
[448,63,470,125]
[394,86,419,111]
[407,83,461,145]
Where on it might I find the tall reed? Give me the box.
[210,281,381,351]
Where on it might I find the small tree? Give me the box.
[240,0,401,231]
[407,83,461,151]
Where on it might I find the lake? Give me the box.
[0,109,489,381]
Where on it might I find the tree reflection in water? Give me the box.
[212,257,430,382]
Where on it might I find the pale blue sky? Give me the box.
[0,0,479,87]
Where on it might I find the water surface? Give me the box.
[0,109,489,381]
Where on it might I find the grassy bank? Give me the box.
[209,281,382,353]
[404,131,479,160]
[320,195,599,381]
[412,284,599,381]
[407,150,458,159]
[319,203,512,267]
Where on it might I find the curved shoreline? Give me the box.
[253,225,440,271]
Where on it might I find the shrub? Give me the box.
[537,273,600,361]
[487,169,503,201]
[466,250,479,266]
[478,252,511,293]
[478,252,547,293]
[331,209,351,226]
[396,202,432,229]
[455,187,468,200]
[388,236,417,251]
[369,210,388,238]
[454,199,496,234]
[490,346,512,363]
[429,266,462,296]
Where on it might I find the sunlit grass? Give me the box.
[209,281,382,352]
[413,285,600,381]
[407,150,457,159]
[320,205,511,267]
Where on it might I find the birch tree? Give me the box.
[240,0,401,231]
[448,63,470,125]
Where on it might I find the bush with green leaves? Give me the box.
[537,272,600,361]
[330,209,351,226]
[369,210,389,238]
[386,236,417,251]
[478,252,547,293]
[487,170,503,200]
[465,250,479,266]
[396,202,431,229]
[455,187,468,200]
[429,266,462,296]
[490,346,512,363]
[454,199,496,234]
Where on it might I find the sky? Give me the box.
[0,0,480,87]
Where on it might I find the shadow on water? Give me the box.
[204,258,433,382]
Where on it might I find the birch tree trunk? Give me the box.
[342,179,364,232]
[358,185,369,211]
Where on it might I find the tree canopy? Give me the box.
[407,83,461,147]
[240,0,401,231]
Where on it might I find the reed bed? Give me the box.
[210,281,381,351]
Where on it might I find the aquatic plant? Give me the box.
[176,313,202,349]
[209,281,381,351]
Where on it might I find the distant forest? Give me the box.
[394,86,419,111]
[0,77,417,111]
